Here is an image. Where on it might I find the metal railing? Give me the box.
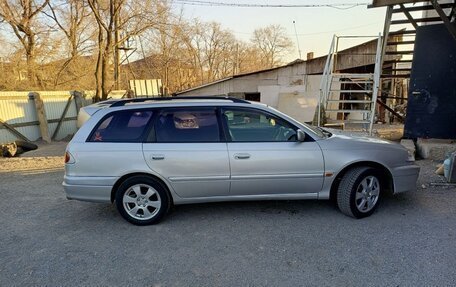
[317,34,383,135]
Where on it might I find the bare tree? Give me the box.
[179,20,237,85]
[0,0,50,85]
[141,1,186,93]
[136,9,274,93]
[46,0,93,58]
[45,0,94,88]
[0,1,294,94]
[88,0,163,100]
[203,22,236,81]
[236,41,267,73]
[251,24,293,68]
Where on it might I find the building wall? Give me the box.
[277,63,307,86]
[254,74,322,123]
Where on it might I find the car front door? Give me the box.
[142,107,230,198]
[222,107,324,196]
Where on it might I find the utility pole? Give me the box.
[114,7,121,90]
[233,43,239,76]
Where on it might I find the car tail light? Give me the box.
[64,151,75,164]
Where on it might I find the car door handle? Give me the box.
[234,153,251,160]
[151,154,165,160]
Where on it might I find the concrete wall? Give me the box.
[258,85,281,107]
[277,93,317,124]
[258,75,322,123]
[277,63,307,86]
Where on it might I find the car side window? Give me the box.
[222,108,297,142]
[154,108,220,142]
[88,110,153,142]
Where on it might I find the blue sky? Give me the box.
[172,0,387,61]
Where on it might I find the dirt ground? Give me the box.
[0,141,455,286]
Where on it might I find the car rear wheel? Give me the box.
[337,166,382,218]
[115,176,170,225]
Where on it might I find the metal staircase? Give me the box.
[372,0,456,124]
[317,1,456,134]
[380,1,456,81]
[318,35,383,135]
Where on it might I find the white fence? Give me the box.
[0,90,125,144]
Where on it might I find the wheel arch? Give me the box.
[111,172,173,204]
[329,161,394,201]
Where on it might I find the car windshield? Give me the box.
[267,106,327,138]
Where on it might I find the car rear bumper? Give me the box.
[392,164,420,194]
[63,175,115,203]
[63,182,112,203]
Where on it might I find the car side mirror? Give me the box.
[297,129,306,142]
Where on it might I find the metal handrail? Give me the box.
[318,33,383,133]
[368,33,383,135]
[318,35,336,127]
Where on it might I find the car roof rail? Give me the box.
[109,96,251,107]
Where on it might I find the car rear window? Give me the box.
[89,110,153,142]
[154,108,220,142]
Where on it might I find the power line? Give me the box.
[231,21,382,37]
[173,0,370,9]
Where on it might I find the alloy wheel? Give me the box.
[123,184,162,220]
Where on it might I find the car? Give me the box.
[64,96,420,225]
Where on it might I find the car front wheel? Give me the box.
[337,166,382,218]
[115,176,170,225]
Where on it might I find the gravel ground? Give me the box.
[0,142,455,286]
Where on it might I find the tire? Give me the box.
[337,166,382,219]
[115,176,171,225]
[14,140,38,151]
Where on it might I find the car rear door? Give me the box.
[70,109,154,180]
[142,107,230,198]
[222,107,324,196]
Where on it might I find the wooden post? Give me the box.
[72,90,85,113]
[29,92,51,143]
[52,95,73,140]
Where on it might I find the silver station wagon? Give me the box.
[64,97,420,225]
